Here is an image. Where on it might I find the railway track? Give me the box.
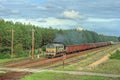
[46,47,112,68]
[5,46,111,68]
[5,58,48,68]
[46,45,117,69]
[1,58,31,66]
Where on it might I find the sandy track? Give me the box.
[88,47,119,67]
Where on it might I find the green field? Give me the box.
[21,72,120,80]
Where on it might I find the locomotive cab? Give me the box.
[45,43,65,58]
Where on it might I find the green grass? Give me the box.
[0,70,8,73]
[0,57,26,63]
[110,50,120,59]
[84,49,120,74]
[85,59,120,74]
[21,72,120,80]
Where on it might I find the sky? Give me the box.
[0,0,120,36]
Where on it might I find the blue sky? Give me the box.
[0,0,120,36]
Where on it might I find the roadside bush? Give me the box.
[35,49,41,55]
[14,43,28,57]
[0,47,11,53]
[109,50,120,60]
[0,53,11,59]
[0,47,11,59]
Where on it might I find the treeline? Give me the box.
[0,19,119,58]
[54,29,118,45]
[0,19,57,58]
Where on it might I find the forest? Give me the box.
[0,19,119,58]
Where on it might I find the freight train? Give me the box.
[45,42,112,58]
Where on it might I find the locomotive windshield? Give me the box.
[46,43,64,48]
[46,44,55,48]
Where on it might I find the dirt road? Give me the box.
[0,68,120,78]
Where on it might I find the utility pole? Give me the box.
[11,29,14,57]
[7,29,14,58]
[0,36,2,47]
[31,29,35,59]
[62,53,66,68]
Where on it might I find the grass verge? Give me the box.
[21,72,120,80]
[85,59,120,74]
[0,57,26,63]
[110,50,120,59]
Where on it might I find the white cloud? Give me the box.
[10,10,20,14]
[4,17,77,28]
[44,17,77,25]
[87,18,120,22]
[76,27,84,31]
[36,6,48,10]
[0,0,6,2]
[36,5,63,11]
[0,5,5,10]
[62,10,84,19]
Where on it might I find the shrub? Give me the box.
[0,46,11,59]
[109,50,120,60]
[0,53,11,59]
[14,43,28,57]
[0,47,11,53]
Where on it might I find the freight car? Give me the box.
[45,42,112,58]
